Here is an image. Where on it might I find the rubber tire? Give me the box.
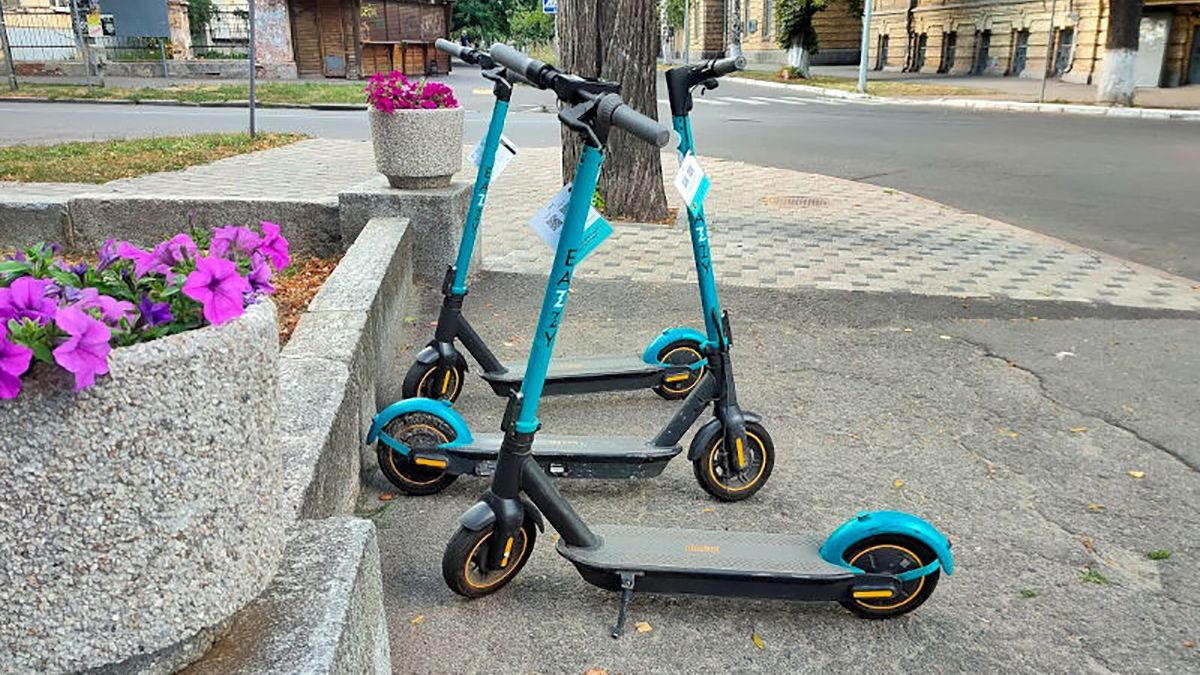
[400,352,469,402]
[442,521,537,599]
[838,535,941,619]
[691,421,775,502]
[376,411,459,496]
[652,339,706,401]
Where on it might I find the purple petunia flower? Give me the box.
[182,255,250,325]
[209,226,262,259]
[51,304,111,391]
[258,221,290,272]
[117,235,197,278]
[0,276,57,326]
[0,328,34,399]
[96,239,120,273]
[75,288,136,326]
[246,255,275,295]
[137,293,173,328]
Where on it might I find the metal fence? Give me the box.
[192,7,250,59]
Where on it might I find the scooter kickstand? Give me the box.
[610,572,638,639]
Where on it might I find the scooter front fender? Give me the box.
[819,510,954,576]
[642,326,708,367]
[367,397,474,452]
[458,497,546,533]
[415,344,440,366]
[686,410,763,462]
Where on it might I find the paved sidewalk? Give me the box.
[481,147,1200,311]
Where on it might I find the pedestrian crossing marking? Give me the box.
[751,96,808,105]
[717,97,769,106]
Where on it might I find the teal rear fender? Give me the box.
[367,397,474,454]
[819,510,954,576]
[642,326,708,366]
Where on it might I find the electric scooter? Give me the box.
[400,39,707,404]
[435,44,954,635]
[369,51,776,502]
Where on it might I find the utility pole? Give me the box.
[248,0,257,137]
[857,0,874,93]
[1039,0,1058,103]
[68,0,95,87]
[683,0,690,64]
[0,1,18,91]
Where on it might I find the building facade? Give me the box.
[867,0,1199,87]
[677,0,864,64]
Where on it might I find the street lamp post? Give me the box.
[857,0,874,93]
[0,1,18,91]
[1040,0,1058,103]
[249,0,257,137]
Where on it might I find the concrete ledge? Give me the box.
[67,196,341,257]
[0,196,69,247]
[180,518,390,675]
[339,175,472,281]
[277,217,414,520]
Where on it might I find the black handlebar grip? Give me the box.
[598,95,670,148]
[711,55,746,76]
[489,43,549,87]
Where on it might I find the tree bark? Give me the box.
[788,38,811,77]
[558,0,669,222]
[1096,0,1143,106]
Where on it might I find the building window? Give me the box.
[876,34,889,70]
[939,31,957,73]
[764,0,773,39]
[1010,30,1029,76]
[50,0,72,11]
[1053,27,1074,76]
[972,30,992,75]
[915,33,927,71]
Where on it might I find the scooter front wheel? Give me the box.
[377,412,459,496]
[401,353,468,401]
[443,522,537,598]
[691,421,775,501]
[839,535,941,619]
[652,339,706,400]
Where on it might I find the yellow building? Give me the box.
[867,0,1199,87]
[678,0,865,64]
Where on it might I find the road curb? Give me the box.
[729,77,1200,121]
[0,96,367,111]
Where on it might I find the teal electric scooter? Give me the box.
[400,39,706,405]
[430,44,953,636]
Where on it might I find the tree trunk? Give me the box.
[787,38,811,77]
[558,0,669,222]
[1096,0,1143,106]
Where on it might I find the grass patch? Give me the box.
[3,82,369,105]
[1019,589,1038,599]
[0,133,304,183]
[1080,569,1109,585]
[1147,549,1172,561]
[729,69,991,98]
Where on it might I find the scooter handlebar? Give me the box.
[598,95,671,148]
[710,55,747,77]
[489,42,551,87]
[435,38,477,64]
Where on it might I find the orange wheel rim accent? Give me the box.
[661,346,704,394]
[385,423,448,486]
[706,431,767,492]
[418,366,459,400]
[463,530,528,590]
[848,544,926,611]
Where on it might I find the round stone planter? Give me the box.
[368,106,465,189]
[0,301,284,675]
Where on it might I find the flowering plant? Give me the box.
[365,71,459,113]
[0,221,290,399]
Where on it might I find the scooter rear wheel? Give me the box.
[652,339,706,401]
[691,421,775,501]
[401,353,468,402]
[377,412,459,496]
[443,522,537,598]
[839,535,941,619]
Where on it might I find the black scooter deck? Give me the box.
[464,435,681,479]
[558,525,858,600]
[480,355,671,396]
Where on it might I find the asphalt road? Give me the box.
[1,69,1197,279]
[369,272,1200,673]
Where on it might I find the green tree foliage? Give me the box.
[188,0,218,39]
[666,0,687,28]
[774,0,828,54]
[509,7,554,48]
[453,0,554,46]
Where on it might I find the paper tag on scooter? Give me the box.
[527,184,611,263]
[673,152,710,213]
[469,134,518,178]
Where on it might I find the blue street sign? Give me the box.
[543,0,557,14]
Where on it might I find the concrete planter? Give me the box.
[0,301,284,675]
[368,106,464,189]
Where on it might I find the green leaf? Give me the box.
[0,261,32,274]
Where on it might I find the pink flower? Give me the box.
[0,276,57,326]
[182,255,250,325]
[0,329,33,399]
[52,305,111,391]
[209,226,263,259]
[259,221,291,271]
[75,288,137,326]
[246,254,275,295]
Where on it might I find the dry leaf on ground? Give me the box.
[634,621,652,633]
[1127,470,1146,479]
[752,630,765,650]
